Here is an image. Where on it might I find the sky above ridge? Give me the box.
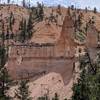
[0,0,100,10]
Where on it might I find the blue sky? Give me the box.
[0,0,100,10]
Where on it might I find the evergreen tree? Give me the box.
[71,5,74,10]
[15,79,32,100]
[72,51,92,100]
[7,0,10,4]
[85,7,88,13]
[94,7,97,13]
[9,12,14,32]
[0,45,12,100]
[52,93,59,100]
[0,68,12,100]
[19,19,27,42]
[19,19,23,41]
[37,2,44,21]
[37,94,49,100]
[72,69,90,100]
[57,4,62,15]
[1,21,5,44]
[67,7,71,16]
[77,14,82,29]
[23,19,27,39]
[6,26,9,40]
[22,0,26,7]
[27,12,34,39]
[28,0,31,8]
[72,51,100,100]
[97,31,100,48]
[95,52,100,69]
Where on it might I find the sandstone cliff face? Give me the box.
[1,4,100,100]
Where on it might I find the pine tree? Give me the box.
[27,12,34,39]
[57,4,62,15]
[22,0,26,7]
[72,51,100,100]
[37,2,44,21]
[0,45,12,100]
[95,52,100,68]
[72,68,90,100]
[37,95,49,100]
[6,26,9,40]
[77,14,82,29]
[67,7,71,16]
[72,51,92,100]
[28,0,31,8]
[19,19,27,42]
[23,19,27,39]
[52,93,59,100]
[94,7,97,13]
[19,19,24,42]
[85,7,88,13]
[15,79,32,100]
[97,31,100,48]
[7,0,10,4]
[37,94,49,100]
[0,68,12,100]
[1,21,5,44]
[9,12,14,32]
[71,5,74,10]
